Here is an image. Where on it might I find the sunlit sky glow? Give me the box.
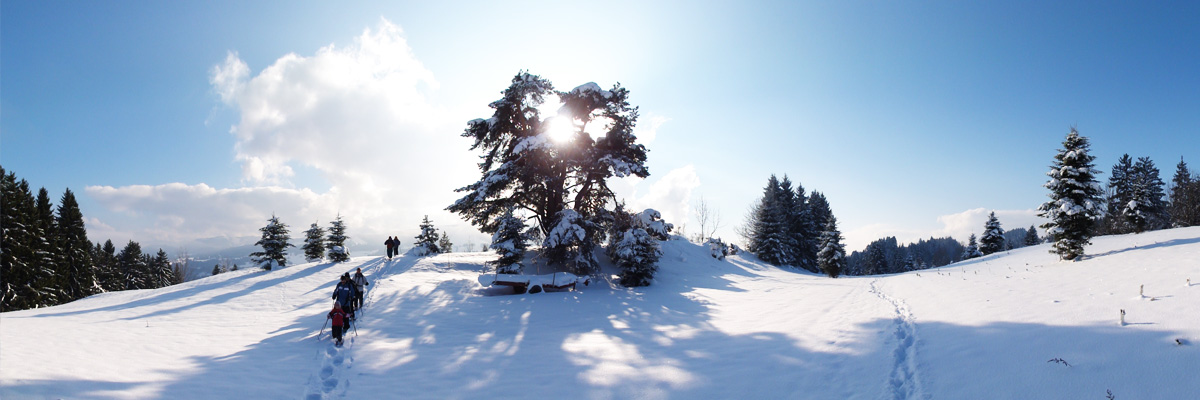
[3,1,1198,254]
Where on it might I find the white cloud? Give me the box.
[614,165,701,231]
[86,18,488,253]
[636,114,669,145]
[843,208,1047,252]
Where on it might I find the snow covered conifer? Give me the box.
[1037,128,1104,261]
[980,212,1006,255]
[302,222,326,263]
[613,226,663,287]
[816,216,846,278]
[746,175,791,266]
[706,237,730,261]
[961,234,983,260]
[1169,158,1200,227]
[1106,154,1135,234]
[1024,225,1041,246]
[1125,157,1168,233]
[412,215,441,256]
[325,214,350,262]
[489,208,527,274]
[55,188,98,301]
[438,232,453,253]
[250,214,294,270]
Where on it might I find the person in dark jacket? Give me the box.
[328,303,347,346]
[385,236,395,259]
[352,267,369,310]
[332,274,358,318]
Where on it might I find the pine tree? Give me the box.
[1037,128,1104,260]
[1106,154,1135,234]
[748,175,791,266]
[961,234,983,260]
[448,73,649,272]
[302,222,326,263]
[212,265,221,276]
[96,239,121,291]
[1124,156,1168,233]
[1169,158,1200,227]
[326,214,350,263]
[438,232,453,253]
[816,216,846,278]
[118,241,147,290]
[250,214,294,270]
[979,212,1006,255]
[489,208,528,274]
[1024,224,1041,246]
[149,249,175,289]
[55,189,98,301]
[2,169,40,310]
[413,215,441,256]
[863,242,888,275]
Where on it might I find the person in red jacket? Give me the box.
[328,303,347,346]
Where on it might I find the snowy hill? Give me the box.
[2,227,1198,399]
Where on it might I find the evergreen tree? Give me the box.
[1124,156,1168,232]
[1024,225,1041,246]
[302,222,326,263]
[489,208,528,274]
[212,265,221,276]
[961,234,983,260]
[1037,128,1104,261]
[413,215,441,255]
[118,241,147,290]
[250,214,294,270]
[326,214,350,263]
[1106,154,1135,234]
[1,169,41,310]
[612,227,662,287]
[863,242,888,275]
[55,189,98,300]
[438,232,453,253]
[747,175,791,266]
[979,212,1006,255]
[448,72,649,272]
[96,239,120,291]
[149,249,175,289]
[1169,158,1200,227]
[816,216,846,278]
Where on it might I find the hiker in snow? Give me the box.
[385,236,395,259]
[352,267,369,310]
[332,273,358,318]
[328,303,347,346]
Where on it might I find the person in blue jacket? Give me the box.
[332,273,358,319]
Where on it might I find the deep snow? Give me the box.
[2,227,1198,399]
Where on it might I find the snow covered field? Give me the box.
[2,227,1198,399]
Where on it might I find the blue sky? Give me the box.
[3,1,1198,254]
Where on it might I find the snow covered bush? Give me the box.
[489,209,527,274]
[706,237,729,261]
[542,209,599,274]
[606,207,672,286]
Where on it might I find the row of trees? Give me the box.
[1,166,177,311]
[740,174,843,277]
[250,214,351,269]
[449,72,671,286]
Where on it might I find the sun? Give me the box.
[544,116,576,143]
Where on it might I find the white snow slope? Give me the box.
[2,227,1199,399]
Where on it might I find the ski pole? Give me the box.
[351,319,359,337]
[318,316,329,340]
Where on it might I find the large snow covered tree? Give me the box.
[302,222,326,263]
[1124,156,1168,233]
[250,214,294,270]
[961,234,983,260]
[448,72,649,272]
[1037,128,1104,261]
[979,212,1006,255]
[746,175,791,266]
[489,208,528,274]
[413,215,441,256]
[326,214,350,262]
[1169,158,1200,227]
[816,216,846,278]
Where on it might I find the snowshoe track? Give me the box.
[870,280,928,400]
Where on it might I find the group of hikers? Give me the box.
[384,236,401,259]
[327,267,369,346]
